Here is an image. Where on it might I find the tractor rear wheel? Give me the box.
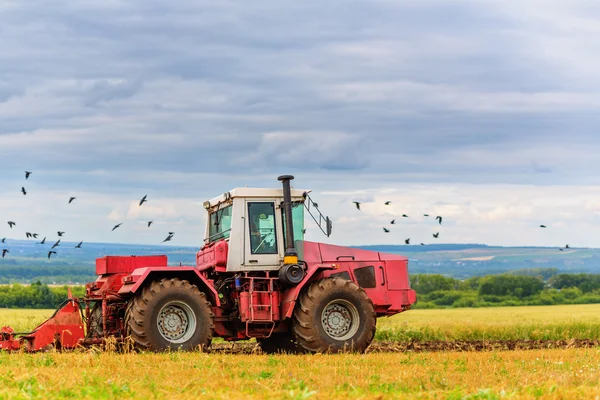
[292,277,376,353]
[125,278,215,352]
[257,332,307,354]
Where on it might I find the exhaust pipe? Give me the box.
[277,175,304,285]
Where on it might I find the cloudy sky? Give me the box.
[1,0,600,248]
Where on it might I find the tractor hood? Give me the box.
[299,241,408,264]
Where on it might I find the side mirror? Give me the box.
[326,217,332,237]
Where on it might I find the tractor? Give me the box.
[0,175,416,353]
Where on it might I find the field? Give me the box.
[1,305,600,398]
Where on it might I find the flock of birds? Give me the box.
[0,172,572,259]
[352,200,443,246]
[1,171,176,259]
[351,200,570,250]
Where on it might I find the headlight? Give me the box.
[203,201,211,209]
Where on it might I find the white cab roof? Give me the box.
[206,187,310,208]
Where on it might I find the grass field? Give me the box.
[6,304,600,342]
[377,304,600,342]
[2,305,600,398]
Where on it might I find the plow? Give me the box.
[0,295,84,352]
[0,175,417,353]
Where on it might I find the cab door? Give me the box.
[243,201,281,268]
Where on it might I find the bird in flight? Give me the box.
[48,251,57,259]
[559,248,564,251]
[436,216,443,225]
[402,214,409,218]
[38,237,46,244]
[352,201,361,210]
[420,243,425,246]
[25,171,32,180]
[433,232,440,238]
[385,201,391,205]
[32,233,38,238]
[21,187,26,195]
[1,238,4,243]
[424,214,429,217]
[383,227,390,233]
[390,219,395,224]
[539,225,547,228]
[566,244,570,249]
[75,241,83,249]
[112,223,123,231]
[162,234,174,243]
[2,249,8,258]
[139,195,148,206]
[26,232,32,239]
[68,197,76,204]
[7,221,15,229]
[147,221,153,228]
[57,231,65,237]
[51,240,60,249]
[405,238,410,244]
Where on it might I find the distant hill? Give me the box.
[0,240,598,283]
[355,244,600,279]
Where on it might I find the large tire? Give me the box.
[292,277,376,353]
[125,278,215,352]
[88,302,103,338]
[257,332,307,354]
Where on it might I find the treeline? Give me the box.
[412,271,600,309]
[0,265,95,285]
[4,271,600,310]
[0,282,86,309]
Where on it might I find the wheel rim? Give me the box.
[321,299,360,341]
[157,301,197,344]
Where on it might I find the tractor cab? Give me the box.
[197,176,330,278]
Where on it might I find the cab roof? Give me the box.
[205,187,310,209]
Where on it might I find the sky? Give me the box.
[1,0,600,249]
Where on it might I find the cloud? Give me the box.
[82,79,144,107]
[0,1,599,246]
[257,131,370,171]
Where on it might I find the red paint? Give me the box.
[96,255,167,275]
[117,266,221,306]
[239,292,250,322]
[0,301,84,351]
[197,239,228,271]
[281,241,415,318]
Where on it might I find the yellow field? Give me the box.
[1,305,600,399]
[377,303,600,341]
[6,304,600,341]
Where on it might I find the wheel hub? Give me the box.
[157,301,196,343]
[321,299,360,341]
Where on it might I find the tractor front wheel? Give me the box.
[125,278,215,352]
[292,277,376,353]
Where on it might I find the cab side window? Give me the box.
[248,202,278,254]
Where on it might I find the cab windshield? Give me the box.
[208,205,232,242]
[282,201,305,250]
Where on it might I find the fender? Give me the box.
[118,267,221,306]
[280,263,336,319]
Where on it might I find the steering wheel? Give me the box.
[255,233,274,252]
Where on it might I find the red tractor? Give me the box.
[0,175,416,353]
